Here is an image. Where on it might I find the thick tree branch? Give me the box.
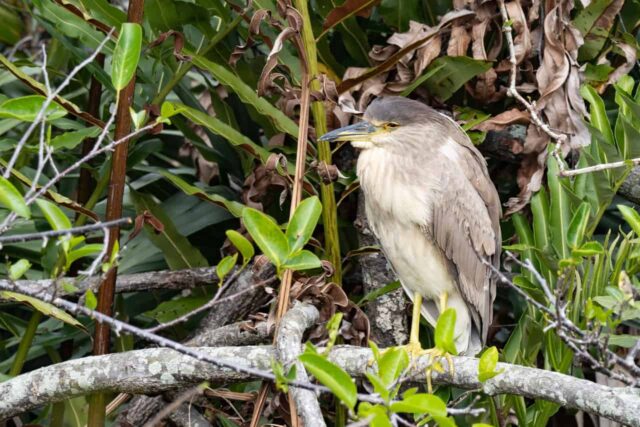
[2,346,639,426]
[277,303,325,427]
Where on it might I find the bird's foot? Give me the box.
[421,347,454,394]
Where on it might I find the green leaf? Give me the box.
[389,393,447,417]
[378,0,423,31]
[130,192,208,269]
[365,372,391,402]
[573,0,623,61]
[217,254,237,283]
[286,196,322,253]
[111,23,142,91]
[186,53,299,137]
[434,308,458,355]
[0,177,30,219]
[618,205,640,236]
[65,243,104,270]
[0,291,82,328]
[50,126,101,150]
[548,151,571,259]
[378,346,409,387]
[226,230,254,267]
[35,199,72,252]
[572,241,605,257]
[85,289,98,310]
[400,63,446,96]
[159,170,245,217]
[357,403,392,427]
[242,208,289,268]
[478,346,504,381]
[423,56,493,101]
[581,85,614,145]
[0,4,24,45]
[144,295,209,323]
[9,259,31,280]
[567,202,591,248]
[167,102,272,163]
[357,280,401,306]
[299,353,357,411]
[0,95,67,122]
[282,250,322,271]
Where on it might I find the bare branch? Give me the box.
[0,217,131,244]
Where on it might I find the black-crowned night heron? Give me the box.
[320,97,501,356]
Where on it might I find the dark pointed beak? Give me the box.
[319,121,378,142]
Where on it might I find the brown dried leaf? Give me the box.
[505,0,531,64]
[147,31,191,62]
[242,154,290,210]
[322,0,380,31]
[474,108,530,132]
[447,24,471,57]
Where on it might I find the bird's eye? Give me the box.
[385,122,399,129]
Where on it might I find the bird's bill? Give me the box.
[319,121,380,142]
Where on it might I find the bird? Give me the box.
[320,96,501,356]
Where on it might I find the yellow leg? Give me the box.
[439,291,448,312]
[409,292,423,346]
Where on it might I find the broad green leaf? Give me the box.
[85,289,98,310]
[35,199,72,230]
[573,0,623,61]
[226,230,254,267]
[50,126,101,150]
[242,208,288,268]
[286,196,322,253]
[217,254,237,283]
[0,177,30,218]
[389,393,447,417]
[159,170,245,217]
[65,244,104,270]
[478,346,503,381]
[434,308,457,355]
[79,0,126,26]
[379,0,423,31]
[282,250,322,271]
[0,291,82,328]
[0,95,67,122]
[167,102,272,162]
[573,241,605,257]
[357,280,401,306]
[37,0,111,51]
[111,23,142,91]
[618,205,640,236]
[567,202,591,248]
[358,403,392,427]
[581,85,614,145]
[400,63,446,97]
[378,346,409,387]
[299,353,357,411]
[186,53,299,137]
[131,192,208,269]
[365,372,390,401]
[9,259,31,280]
[423,56,493,101]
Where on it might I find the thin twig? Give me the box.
[558,157,640,177]
[0,218,131,244]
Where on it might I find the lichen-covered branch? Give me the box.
[277,303,325,427]
[2,346,639,426]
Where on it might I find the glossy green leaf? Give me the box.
[389,393,447,417]
[226,230,254,267]
[567,202,591,249]
[217,254,237,283]
[618,205,640,236]
[80,0,126,26]
[581,85,614,145]
[0,177,30,219]
[65,244,104,270]
[358,403,392,427]
[1,291,82,328]
[36,198,72,253]
[9,259,31,280]
[111,23,142,91]
[242,208,288,268]
[50,126,101,150]
[299,353,357,411]
[548,151,571,259]
[286,196,322,253]
[478,346,503,381]
[282,250,322,271]
[434,308,457,355]
[85,289,98,310]
[365,372,390,402]
[0,4,24,45]
[0,95,67,122]
[572,241,605,257]
[573,0,623,61]
[378,346,409,387]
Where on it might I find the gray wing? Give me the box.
[427,129,502,344]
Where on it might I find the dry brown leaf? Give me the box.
[447,24,471,57]
[474,108,530,132]
[242,154,290,210]
[607,43,638,86]
[322,0,380,31]
[506,0,531,64]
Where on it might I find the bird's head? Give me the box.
[319,96,444,150]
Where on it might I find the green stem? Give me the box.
[74,161,110,227]
[151,14,243,106]
[294,0,342,284]
[9,310,42,376]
